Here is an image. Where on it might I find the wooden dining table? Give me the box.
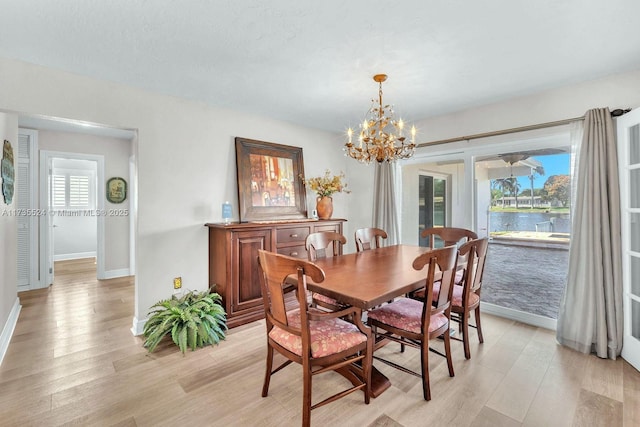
[306,244,436,397]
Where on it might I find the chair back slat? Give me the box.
[421,227,477,248]
[412,245,458,325]
[305,231,346,261]
[354,227,388,252]
[258,250,325,328]
[458,237,489,297]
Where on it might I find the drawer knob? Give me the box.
[290,251,298,256]
[290,233,298,238]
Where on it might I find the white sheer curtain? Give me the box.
[372,162,399,245]
[556,108,623,359]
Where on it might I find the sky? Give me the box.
[515,153,570,190]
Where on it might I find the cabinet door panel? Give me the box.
[232,230,271,314]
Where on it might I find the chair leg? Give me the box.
[302,363,312,427]
[262,345,274,397]
[462,311,471,360]
[475,306,484,343]
[420,341,431,401]
[443,329,455,377]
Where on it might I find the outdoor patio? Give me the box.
[482,235,569,319]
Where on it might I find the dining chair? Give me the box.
[411,238,489,359]
[257,250,373,427]
[451,237,488,359]
[354,227,388,252]
[367,245,458,401]
[420,227,477,248]
[305,231,348,311]
[420,227,477,284]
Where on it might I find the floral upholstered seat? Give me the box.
[367,298,448,335]
[269,308,367,358]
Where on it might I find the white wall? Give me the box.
[0,111,19,363]
[38,131,131,271]
[0,57,347,333]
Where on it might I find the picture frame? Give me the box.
[235,137,307,222]
[106,177,127,204]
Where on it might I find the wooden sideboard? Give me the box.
[205,219,346,328]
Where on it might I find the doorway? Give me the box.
[418,173,448,247]
[39,150,105,286]
[474,148,571,324]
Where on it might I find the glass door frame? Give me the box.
[402,126,574,330]
[616,109,640,371]
[418,171,449,246]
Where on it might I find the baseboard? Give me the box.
[102,269,131,279]
[481,302,557,331]
[54,251,97,261]
[0,298,22,366]
[131,316,147,336]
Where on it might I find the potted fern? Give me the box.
[143,289,227,354]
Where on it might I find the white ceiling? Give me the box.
[2,1,640,135]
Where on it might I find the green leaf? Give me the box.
[143,289,227,354]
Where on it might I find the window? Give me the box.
[51,172,94,209]
[52,175,66,208]
[69,175,90,207]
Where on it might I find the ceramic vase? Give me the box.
[316,196,333,219]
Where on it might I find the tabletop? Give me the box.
[307,244,434,310]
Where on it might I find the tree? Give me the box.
[491,188,504,203]
[493,177,519,207]
[544,175,571,207]
[528,165,545,209]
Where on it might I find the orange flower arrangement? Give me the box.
[302,170,350,197]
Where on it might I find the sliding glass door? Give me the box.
[418,174,447,247]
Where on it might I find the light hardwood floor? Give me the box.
[1,258,639,426]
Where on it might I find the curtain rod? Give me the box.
[417,108,631,148]
[416,116,584,148]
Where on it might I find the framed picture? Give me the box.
[235,137,307,222]
[107,177,127,204]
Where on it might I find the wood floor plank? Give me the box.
[470,406,521,427]
[572,389,623,427]
[582,356,624,402]
[622,360,640,427]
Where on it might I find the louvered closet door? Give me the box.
[17,133,31,288]
[617,109,640,372]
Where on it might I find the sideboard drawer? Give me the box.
[277,244,307,259]
[276,226,310,244]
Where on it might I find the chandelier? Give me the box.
[344,74,416,163]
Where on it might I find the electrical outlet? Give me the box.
[173,277,182,290]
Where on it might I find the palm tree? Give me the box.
[511,178,521,209]
[493,177,519,208]
[528,165,545,209]
[492,178,513,207]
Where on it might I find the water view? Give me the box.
[488,211,571,233]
